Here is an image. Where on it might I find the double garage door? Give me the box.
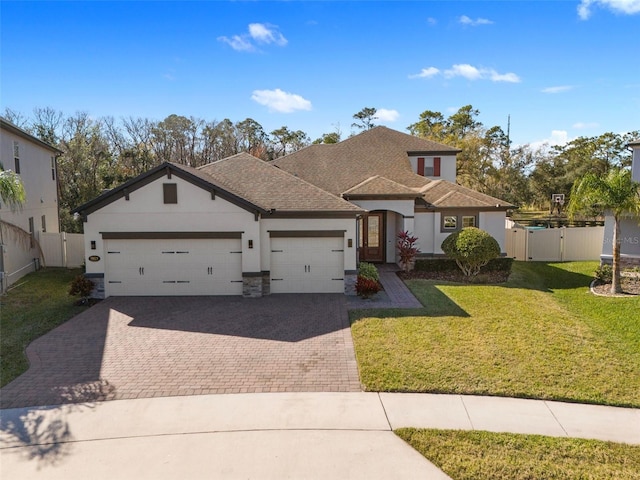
[270,236,345,294]
[103,234,346,296]
[105,238,242,296]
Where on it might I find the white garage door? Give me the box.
[270,236,344,294]
[105,238,242,296]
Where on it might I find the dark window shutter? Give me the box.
[433,157,441,177]
[417,157,425,176]
[163,183,178,204]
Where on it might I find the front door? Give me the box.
[359,212,385,263]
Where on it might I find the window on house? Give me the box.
[462,215,476,228]
[41,215,47,232]
[51,157,56,181]
[28,217,35,248]
[13,141,20,174]
[442,213,479,232]
[163,183,178,204]
[443,216,457,230]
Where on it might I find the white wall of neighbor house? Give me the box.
[631,145,640,182]
[259,217,358,272]
[407,155,457,182]
[1,126,60,288]
[601,215,640,259]
[83,175,261,275]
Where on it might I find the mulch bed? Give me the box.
[592,276,640,296]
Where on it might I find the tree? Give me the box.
[567,168,640,294]
[441,227,501,277]
[351,107,377,132]
[0,165,26,209]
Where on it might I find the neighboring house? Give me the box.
[601,139,640,267]
[0,118,62,292]
[273,126,512,264]
[75,127,512,298]
[73,154,363,298]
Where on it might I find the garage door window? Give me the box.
[163,183,177,204]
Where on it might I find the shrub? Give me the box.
[358,262,379,282]
[355,276,382,298]
[69,275,95,299]
[441,227,501,277]
[595,264,613,284]
[397,231,420,272]
[414,257,513,275]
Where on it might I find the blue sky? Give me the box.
[2,0,639,147]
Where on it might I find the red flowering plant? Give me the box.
[397,231,420,273]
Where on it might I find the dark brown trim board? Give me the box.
[269,230,346,238]
[101,231,243,239]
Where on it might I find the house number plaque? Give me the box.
[88,255,101,262]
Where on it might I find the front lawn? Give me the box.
[351,262,640,407]
[396,428,640,480]
[0,268,84,387]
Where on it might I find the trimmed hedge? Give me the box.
[415,257,514,274]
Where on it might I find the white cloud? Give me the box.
[248,23,288,46]
[218,23,287,52]
[420,64,521,83]
[251,88,312,113]
[530,130,570,150]
[375,109,400,122]
[444,63,483,80]
[578,0,640,19]
[459,15,494,26]
[426,17,437,26]
[541,85,574,94]
[408,67,440,79]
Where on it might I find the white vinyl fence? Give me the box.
[505,226,604,262]
[40,232,85,268]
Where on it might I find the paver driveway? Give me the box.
[0,295,361,409]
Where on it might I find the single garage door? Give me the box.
[270,236,344,293]
[105,238,242,296]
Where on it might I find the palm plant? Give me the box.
[568,168,640,294]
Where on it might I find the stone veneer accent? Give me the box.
[85,273,105,299]
[261,271,271,296]
[344,270,357,296]
[242,274,264,298]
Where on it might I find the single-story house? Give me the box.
[75,126,512,298]
[601,139,640,267]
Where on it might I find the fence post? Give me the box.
[62,232,68,268]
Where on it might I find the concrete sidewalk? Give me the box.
[1,392,638,479]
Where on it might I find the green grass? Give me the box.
[351,261,640,407]
[396,428,640,480]
[1,268,84,387]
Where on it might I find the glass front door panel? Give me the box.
[367,216,379,247]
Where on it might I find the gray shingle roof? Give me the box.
[273,126,512,209]
[198,153,362,213]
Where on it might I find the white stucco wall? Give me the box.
[601,215,640,259]
[83,175,261,275]
[350,199,415,218]
[414,212,436,254]
[1,127,60,287]
[260,217,358,272]
[408,155,457,182]
[479,211,508,253]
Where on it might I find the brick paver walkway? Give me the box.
[0,295,361,409]
[347,264,423,309]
